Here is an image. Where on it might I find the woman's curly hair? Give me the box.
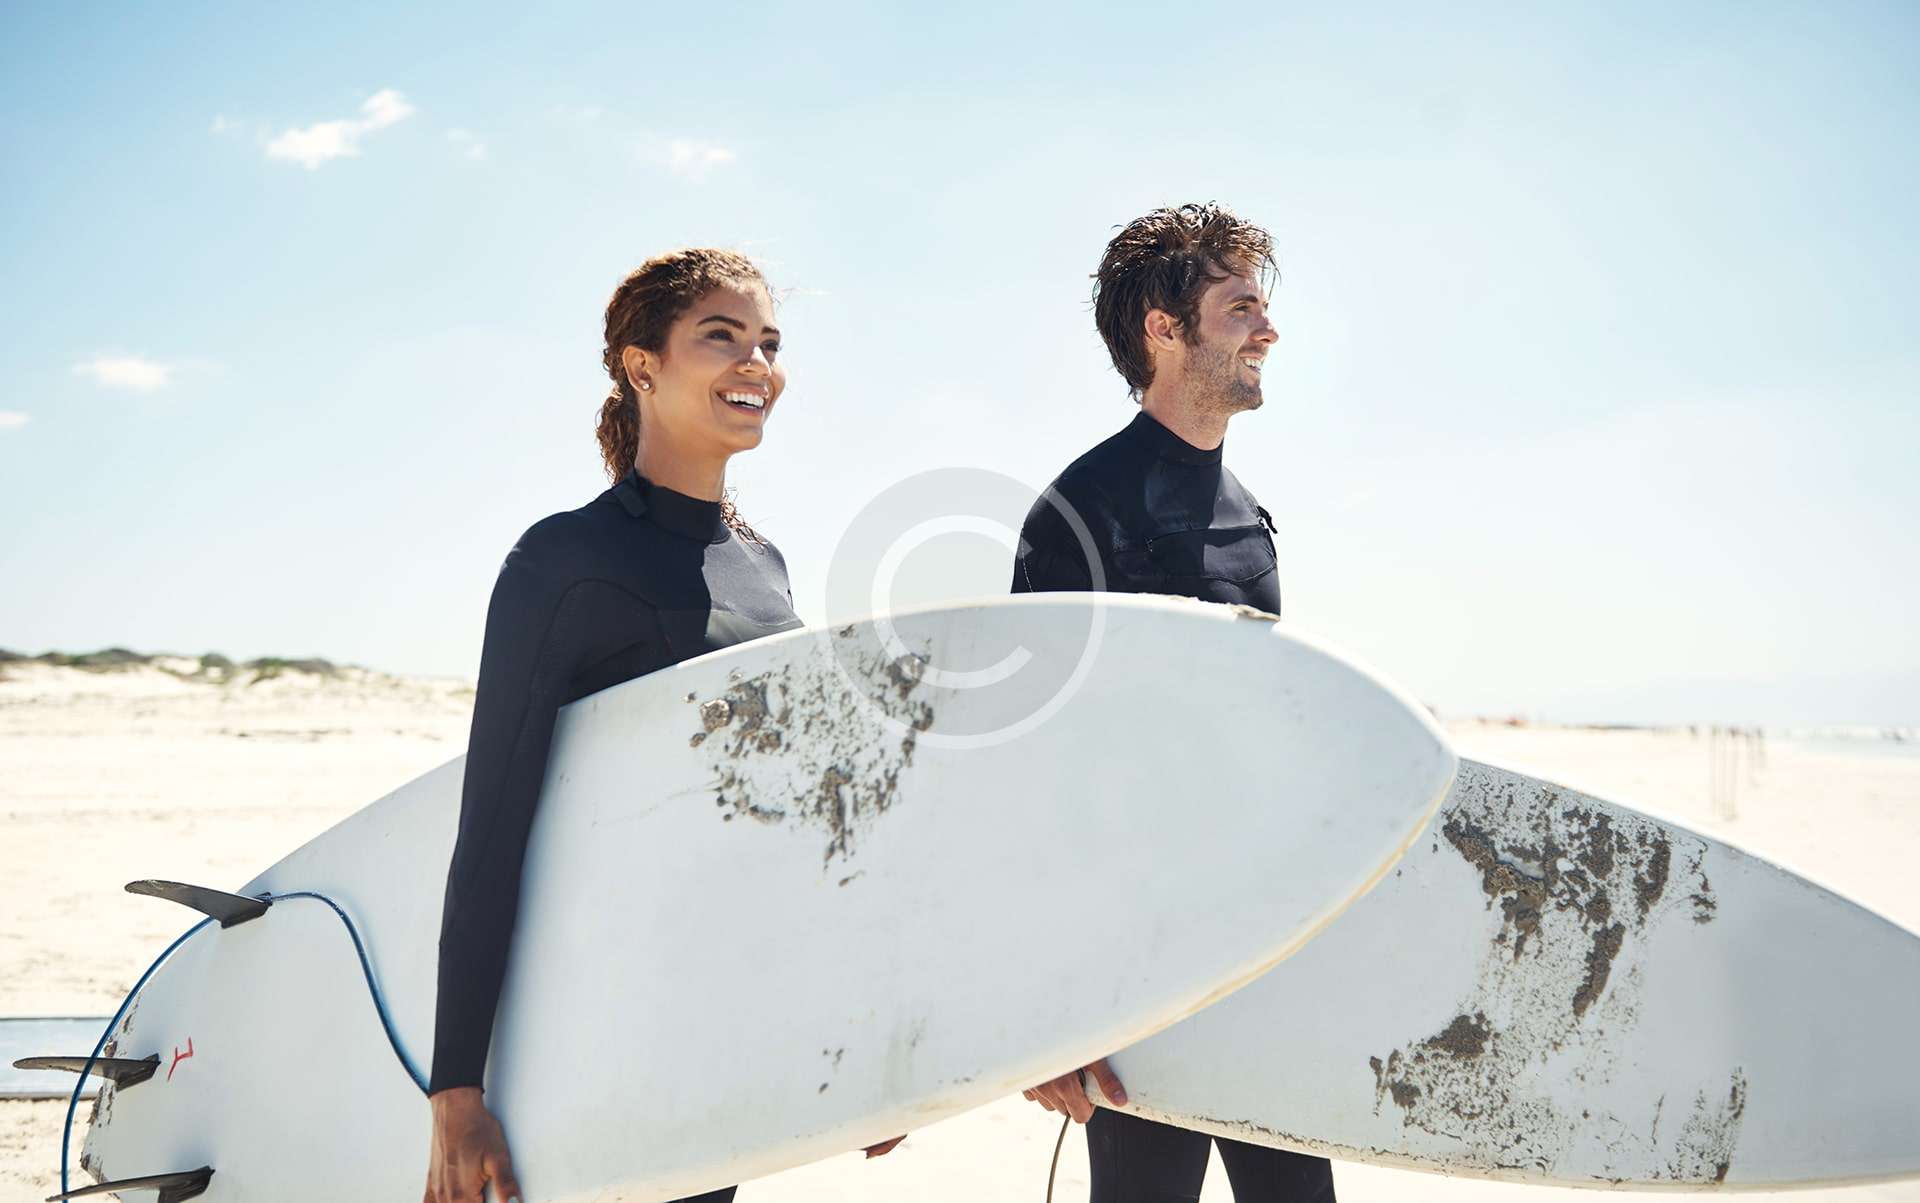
[595,248,768,542]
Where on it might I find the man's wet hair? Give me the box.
[1092,203,1279,398]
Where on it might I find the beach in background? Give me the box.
[3,656,1915,1201]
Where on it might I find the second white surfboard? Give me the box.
[1094,758,1920,1191]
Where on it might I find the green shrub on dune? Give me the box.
[35,648,147,671]
[0,646,346,683]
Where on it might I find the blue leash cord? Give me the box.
[268,892,429,1093]
[57,890,426,1195]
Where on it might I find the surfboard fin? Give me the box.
[11,1055,160,1088]
[125,880,270,928]
[44,1166,212,1202]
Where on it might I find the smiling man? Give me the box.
[1012,204,1334,1201]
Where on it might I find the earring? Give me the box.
[638,380,651,391]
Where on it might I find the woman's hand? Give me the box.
[425,1086,522,1203]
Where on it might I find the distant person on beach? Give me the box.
[423,249,900,1203]
[1012,205,1335,1201]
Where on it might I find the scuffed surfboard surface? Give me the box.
[1100,759,1920,1191]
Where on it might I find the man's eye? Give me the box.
[762,342,781,356]
[708,328,735,341]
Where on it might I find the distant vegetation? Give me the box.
[0,647,342,684]
[19,647,150,669]
[239,656,340,683]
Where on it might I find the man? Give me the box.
[1012,203,1335,1202]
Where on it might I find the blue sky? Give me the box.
[2,1,1916,726]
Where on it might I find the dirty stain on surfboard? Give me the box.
[1363,761,1744,1184]
[691,625,936,865]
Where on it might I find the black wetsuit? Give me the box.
[434,470,801,1203]
[1011,412,1281,610]
[1012,411,1335,1203]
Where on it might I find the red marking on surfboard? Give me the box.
[168,1037,194,1081]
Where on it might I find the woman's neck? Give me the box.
[634,434,727,501]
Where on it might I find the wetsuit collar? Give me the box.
[614,469,730,544]
[1124,410,1224,466]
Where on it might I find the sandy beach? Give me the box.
[2,657,1915,1201]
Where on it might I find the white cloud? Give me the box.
[0,411,29,430]
[266,89,416,170]
[638,135,737,181]
[360,89,412,128]
[670,139,735,177]
[210,114,241,136]
[447,129,488,161]
[73,356,174,392]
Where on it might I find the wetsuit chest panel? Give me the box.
[1139,465,1247,529]
[1095,463,1281,606]
[1145,525,1278,585]
[698,541,803,628]
[676,540,803,658]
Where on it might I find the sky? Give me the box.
[2,1,1916,728]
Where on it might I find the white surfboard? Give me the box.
[68,596,1454,1203]
[1092,758,1920,1191]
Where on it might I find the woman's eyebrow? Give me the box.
[696,314,781,338]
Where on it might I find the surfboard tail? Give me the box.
[45,1166,212,1202]
[125,880,270,928]
[11,1055,160,1088]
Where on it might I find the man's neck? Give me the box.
[1140,388,1229,452]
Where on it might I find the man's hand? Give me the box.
[862,1134,907,1158]
[1022,1057,1126,1123]
[425,1086,521,1203]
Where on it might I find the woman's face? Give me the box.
[634,280,785,456]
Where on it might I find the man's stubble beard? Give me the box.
[1187,336,1264,420]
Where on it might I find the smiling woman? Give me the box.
[422,249,894,1203]
[595,248,784,542]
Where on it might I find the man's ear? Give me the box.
[620,345,659,393]
[1143,307,1181,352]
[1142,308,1182,384]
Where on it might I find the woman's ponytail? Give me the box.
[594,380,638,483]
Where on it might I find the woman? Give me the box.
[423,250,895,1203]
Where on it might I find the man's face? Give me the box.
[1177,268,1278,416]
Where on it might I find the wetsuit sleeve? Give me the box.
[431,534,584,1093]
[1010,486,1097,594]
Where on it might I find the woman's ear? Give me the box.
[620,345,657,393]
